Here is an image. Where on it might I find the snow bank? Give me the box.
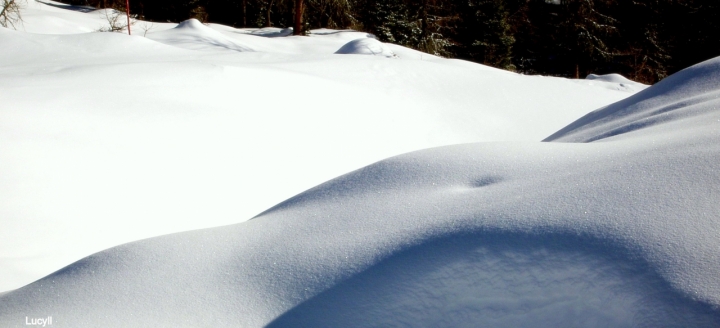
[10,0,99,34]
[570,73,648,93]
[335,38,397,58]
[0,1,639,293]
[146,19,254,52]
[249,27,294,37]
[10,4,716,327]
[1,55,719,326]
[586,73,638,84]
[548,56,720,142]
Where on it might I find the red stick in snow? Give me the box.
[125,0,131,35]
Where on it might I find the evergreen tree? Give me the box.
[512,0,618,78]
[666,0,720,74]
[365,0,420,46]
[355,0,452,56]
[53,0,720,83]
[304,0,356,30]
[454,0,515,70]
[613,0,670,83]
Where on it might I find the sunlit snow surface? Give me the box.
[3,1,719,327]
[0,0,640,293]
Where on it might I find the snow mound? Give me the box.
[0,13,638,292]
[335,38,396,58]
[586,73,638,84]
[174,18,206,30]
[249,27,294,37]
[309,29,376,42]
[547,57,720,142]
[146,19,254,52]
[573,73,648,93]
[2,139,720,326]
[269,234,716,327]
[2,57,720,326]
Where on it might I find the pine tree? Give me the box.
[511,0,619,78]
[455,0,515,70]
[613,0,670,83]
[666,0,720,74]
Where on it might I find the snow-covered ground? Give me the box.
[4,1,718,327]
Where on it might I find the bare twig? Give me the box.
[97,8,135,33]
[139,21,155,37]
[0,0,24,29]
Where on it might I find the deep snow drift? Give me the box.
[0,0,642,292]
[2,24,720,327]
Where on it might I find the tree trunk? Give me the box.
[293,0,304,35]
[125,0,131,35]
[420,0,428,40]
[265,0,274,27]
[242,0,247,27]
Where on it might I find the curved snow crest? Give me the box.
[335,38,397,58]
[146,19,254,53]
[547,56,720,142]
[2,137,720,326]
[174,18,206,30]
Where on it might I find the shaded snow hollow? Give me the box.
[2,52,720,327]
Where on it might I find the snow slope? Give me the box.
[0,1,642,292]
[1,56,719,327]
[549,59,720,142]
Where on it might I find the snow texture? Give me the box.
[3,1,719,327]
[2,55,720,325]
[0,0,638,294]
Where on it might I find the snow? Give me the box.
[550,60,720,142]
[586,73,637,84]
[335,37,397,57]
[581,73,649,93]
[3,0,719,326]
[566,73,648,94]
[0,0,638,294]
[147,19,254,52]
[248,26,293,37]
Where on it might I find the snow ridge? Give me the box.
[146,19,255,52]
[546,57,720,142]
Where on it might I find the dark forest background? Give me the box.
[59,0,719,84]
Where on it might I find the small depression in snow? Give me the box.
[469,176,503,188]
